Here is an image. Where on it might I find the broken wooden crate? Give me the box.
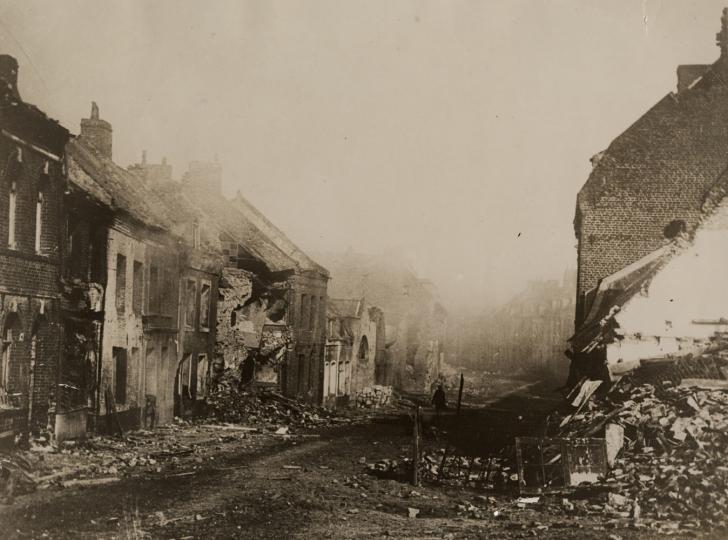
[515,436,607,494]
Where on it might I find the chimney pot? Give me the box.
[80,101,113,160]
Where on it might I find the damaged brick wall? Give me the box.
[215,268,290,389]
[574,51,728,327]
[0,57,70,438]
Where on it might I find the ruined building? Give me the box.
[0,52,332,444]
[317,251,446,393]
[571,9,728,382]
[0,55,70,443]
[65,104,222,433]
[134,157,329,404]
[324,298,385,406]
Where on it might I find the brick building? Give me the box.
[128,154,223,419]
[65,105,222,432]
[0,55,70,443]
[572,9,728,380]
[137,158,328,404]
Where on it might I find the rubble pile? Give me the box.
[558,374,728,528]
[366,449,515,490]
[355,385,395,409]
[0,451,37,503]
[0,420,261,500]
[207,372,336,428]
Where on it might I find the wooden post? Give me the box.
[412,405,421,485]
[456,373,464,417]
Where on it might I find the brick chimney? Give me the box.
[0,54,20,103]
[182,161,222,194]
[127,150,173,183]
[80,102,113,159]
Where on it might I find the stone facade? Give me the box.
[323,298,384,407]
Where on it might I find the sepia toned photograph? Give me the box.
[1,1,728,538]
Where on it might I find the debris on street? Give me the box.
[551,353,728,529]
[355,386,396,409]
[206,372,342,429]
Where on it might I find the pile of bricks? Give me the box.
[355,385,394,409]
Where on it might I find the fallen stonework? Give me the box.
[550,354,728,531]
[355,385,396,409]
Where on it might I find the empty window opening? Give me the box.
[149,264,161,313]
[8,181,16,249]
[113,347,127,404]
[185,279,197,327]
[34,189,44,253]
[358,336,369,362]
[115,254,127,315]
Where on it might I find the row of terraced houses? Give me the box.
[0,54,448,445]
[0,54,338,444]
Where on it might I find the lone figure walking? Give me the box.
[432,382,447,426]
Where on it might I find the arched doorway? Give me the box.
[357,336,369,362]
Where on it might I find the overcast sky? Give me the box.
[1,1,726,311]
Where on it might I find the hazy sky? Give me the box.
[1,1,726,310]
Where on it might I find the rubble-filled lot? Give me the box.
[554,376,728,534]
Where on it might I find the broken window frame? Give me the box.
[199,280,211,331]
[6,147,21,251]
[515,437,607,495]
[149,263,161,314]
[8,179,16,249]
[34,187,43,254]
[185,279,197,329]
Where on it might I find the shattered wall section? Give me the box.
[215,268,254,374]
[593,199,728,378]
[215,268,290,387]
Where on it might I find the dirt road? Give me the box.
[1,386,722,539]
